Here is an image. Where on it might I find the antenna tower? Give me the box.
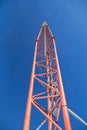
[23,22,72,130]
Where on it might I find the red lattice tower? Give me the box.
[23,22,72,130]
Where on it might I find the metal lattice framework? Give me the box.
[23,22,72,130]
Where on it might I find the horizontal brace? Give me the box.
[33,93,60,101]
[35,71,57,77]
[36,53,44,57]
[33,91,48,98]
[36,58,56,63]
[35,62,47,68]
[36,62,56,72]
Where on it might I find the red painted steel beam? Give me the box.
[23,41,38,130]
[52,37,72,130]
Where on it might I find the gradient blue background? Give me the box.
[0,0,87,129]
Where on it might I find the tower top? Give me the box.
[42,21,48,27]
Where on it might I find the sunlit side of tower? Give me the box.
[23,22,72,130]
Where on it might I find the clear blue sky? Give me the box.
[0,0,87,130]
